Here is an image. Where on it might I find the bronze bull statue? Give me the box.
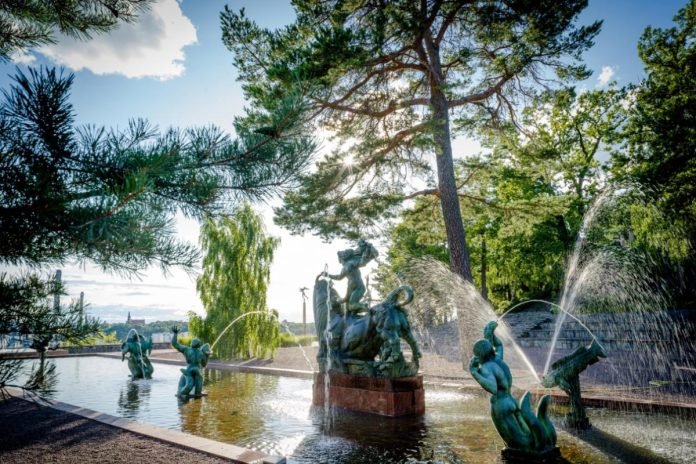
[313,277,421,377]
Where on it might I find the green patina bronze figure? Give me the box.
[542,339,606,429]
[470,321,559,462]
[314,239,421,377]
[171,326,212,398]
[121,329,154,380]
[321,239,379,314]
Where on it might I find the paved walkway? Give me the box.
[0,397,234,464]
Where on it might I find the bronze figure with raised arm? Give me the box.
[171,326,212,398]
[322,239,378,314]
[469,321,558,459]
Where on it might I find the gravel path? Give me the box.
[0,398,234,464]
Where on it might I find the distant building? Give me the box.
[150,332,188,343]
[126,312,145,326]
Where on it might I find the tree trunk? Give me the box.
[556,215,572,251]
[425,38,473,282]
[39,350,46,374]
[481,237,488,301]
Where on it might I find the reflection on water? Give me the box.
[117,380,151,415]
[36,357,695,464]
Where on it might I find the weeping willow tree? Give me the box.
[191,204,280,359]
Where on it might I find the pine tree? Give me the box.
[0,67,313,274]
[0,273,100,398]
[222,0,600,280]
[0,0,153,61]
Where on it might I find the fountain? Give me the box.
[209,309,317,373]
[8,200,692,463]
[120,328,154,380]
[312,240,424,417]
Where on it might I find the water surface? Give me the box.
[30,356,695,463]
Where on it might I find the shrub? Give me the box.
[279,333,316,347]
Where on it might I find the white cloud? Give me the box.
[38,0,197,80]
[11,51,37,65]
[597,65,616,87]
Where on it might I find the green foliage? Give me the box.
[0,67,313,275]
[377,84,628,309]
[614,0,696,234]
[192,204,280,359]
[375,170,569,310]
[0,273,101,351]
[0,1,153,62]
[61,331,119,347]
[610,0,696,305]
[99,320,188,341]
[279,332,316,348]
[223,0,600,279]
[514,87,627,216]
[176,334,192,347]
[368,1,696,312]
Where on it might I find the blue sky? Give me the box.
[0,0,689,323]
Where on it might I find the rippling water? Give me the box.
[27,356,696,463]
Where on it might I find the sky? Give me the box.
[0,0,689,323]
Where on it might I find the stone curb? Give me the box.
[97,352,316,380]
[5,387,285,464]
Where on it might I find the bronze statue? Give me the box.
[542,339,606,429]
[171,326,211,398]
[121,329,153,379]
[314,240,421,377]
[470,321,558,461]
[322,239,378,313]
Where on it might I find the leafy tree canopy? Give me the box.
[191,203,280,359]
[609,0,696,305]
[614,0,696,238]
[377,84,628,309]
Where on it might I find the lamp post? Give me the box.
[300,287,309,336]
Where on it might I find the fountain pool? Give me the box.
[17,356,696,463]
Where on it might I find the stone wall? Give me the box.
[417,308,696,387]
[66,343,171,354]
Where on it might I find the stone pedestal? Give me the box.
[312,372,425,417]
